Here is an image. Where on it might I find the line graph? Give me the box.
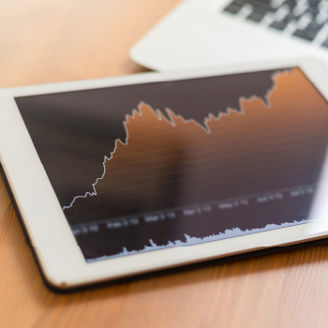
[87,219,310,262]
[63,68,328,214]
[63,71,280,211]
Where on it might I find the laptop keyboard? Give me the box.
[222,0,328,49]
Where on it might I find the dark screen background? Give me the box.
[14,68,328,260]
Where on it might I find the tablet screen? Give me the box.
[15,67,328,261]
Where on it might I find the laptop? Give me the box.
[130,0,328,71]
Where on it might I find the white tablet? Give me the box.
[1,58,328,290]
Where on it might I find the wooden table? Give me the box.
[1,1,328,327]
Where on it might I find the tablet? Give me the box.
[1,58,328,290]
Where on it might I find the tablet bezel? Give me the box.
[1,58,328,289]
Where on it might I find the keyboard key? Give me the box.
[283,0,297,7]
[246,10,266,22]
[285,13,302,22]
[293,28,316,41]
[293,21,324,41]
[269,13,299,30]
[304,7,320,21]
[269,20,289,30]
[305,21,324,33]
[223,2,243,15]
[247,0,277,13]
[322,38,328,48]
[269,21,287,30]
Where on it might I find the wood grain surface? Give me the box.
[1,1,328,327]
